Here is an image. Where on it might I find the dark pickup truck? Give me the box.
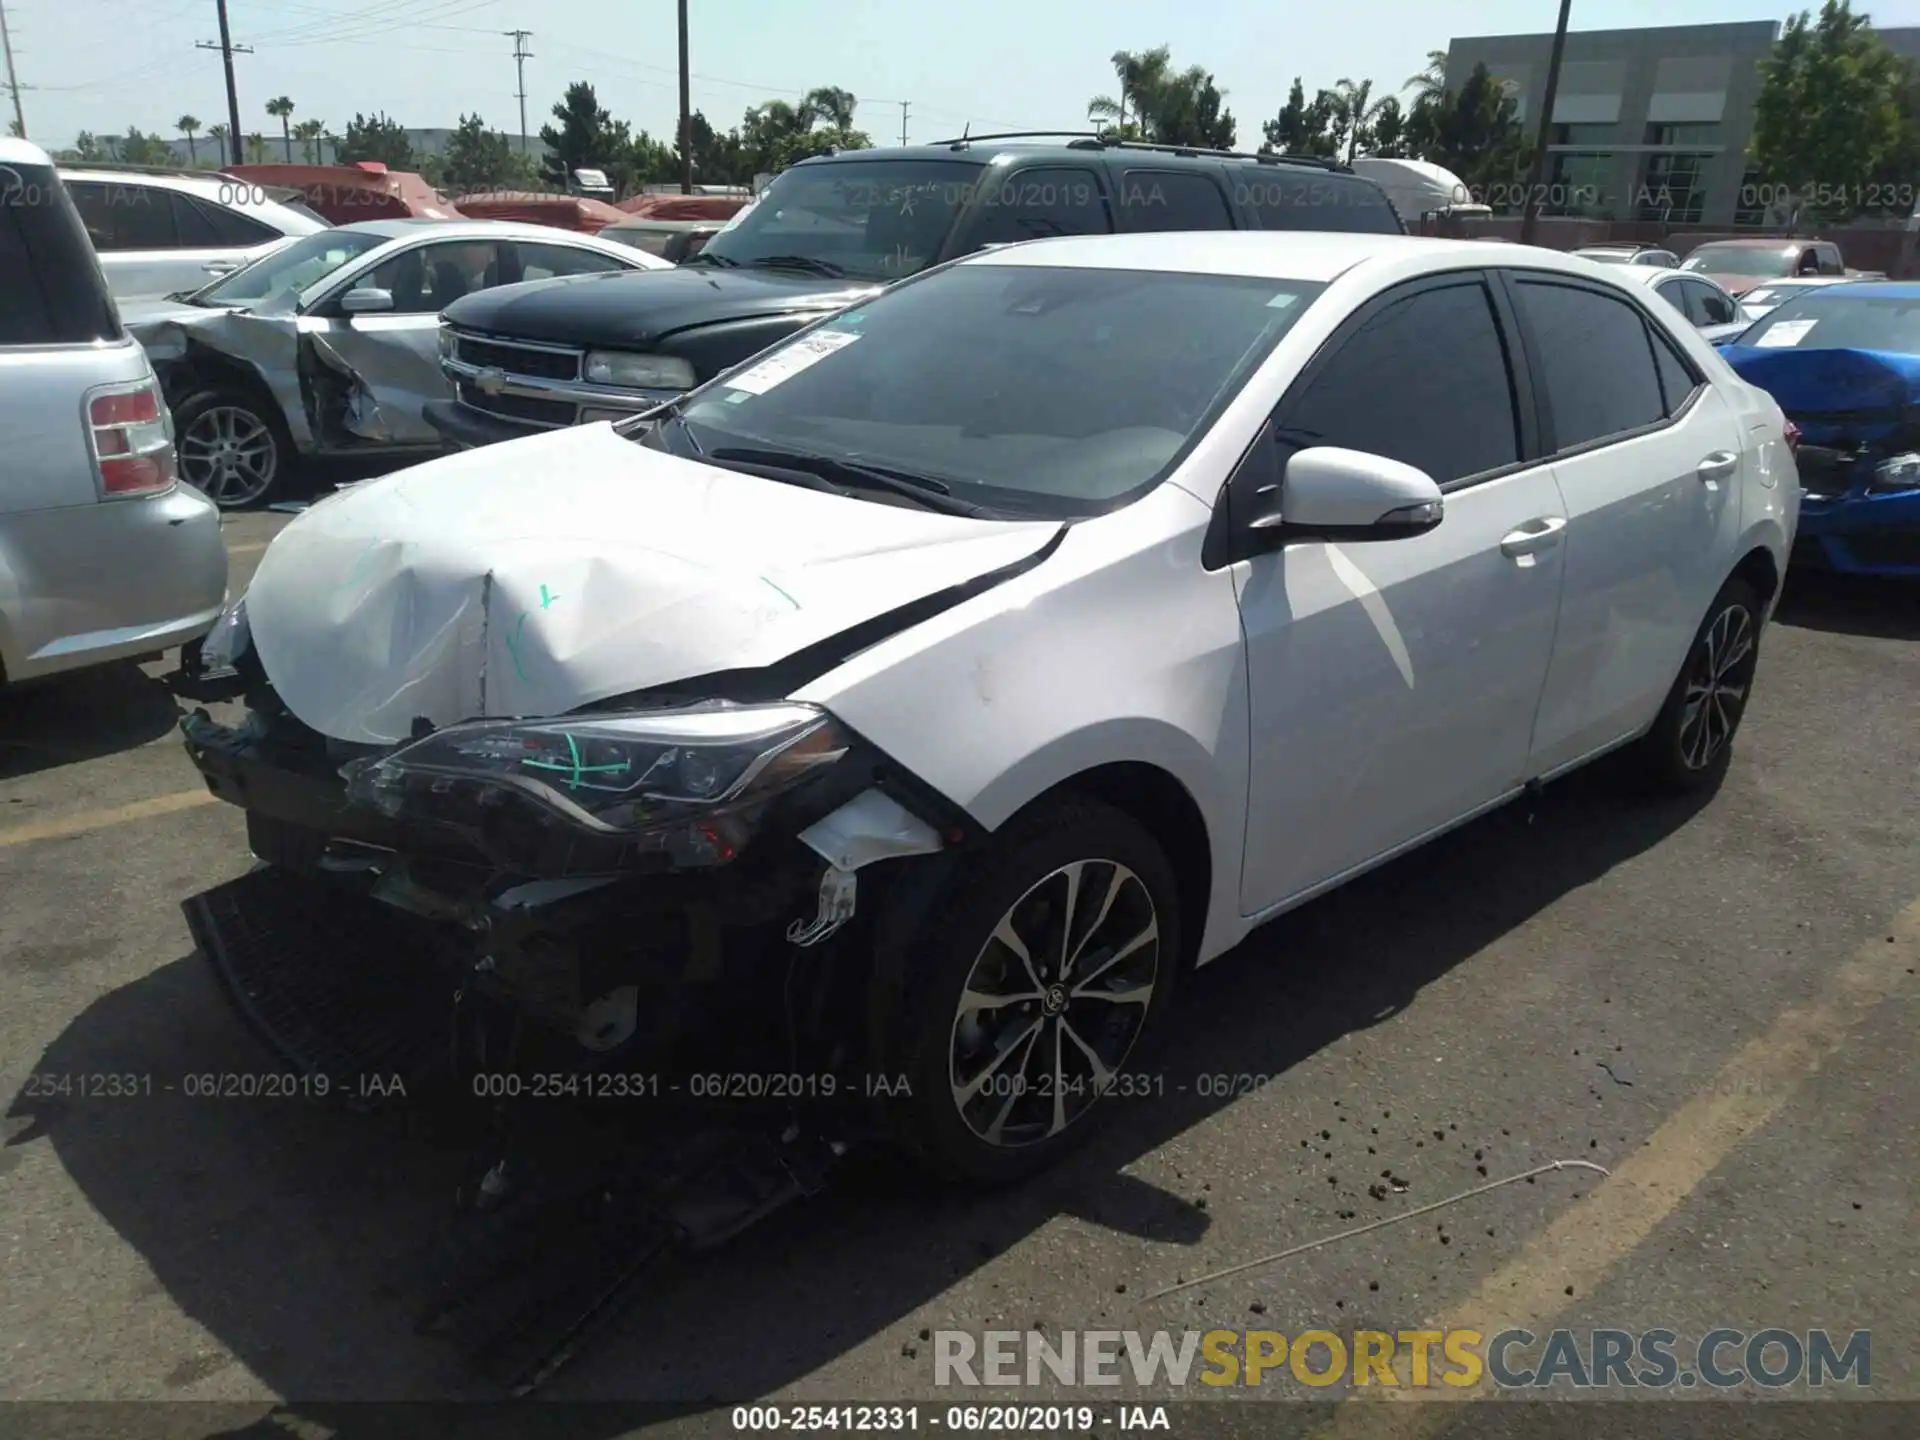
[423,132,1406,450]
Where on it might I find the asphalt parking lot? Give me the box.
[1,509,1915,1431]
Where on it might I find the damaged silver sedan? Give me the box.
[122,219,671,509]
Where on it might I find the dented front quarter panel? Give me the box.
[297,313,449,448]
[123,302,316,450]
[243,423,1062,746]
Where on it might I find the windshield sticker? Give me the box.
[1266,293,1299,309]
[830,311,866,327]
[722,329,860,395]
[1754,318,1818,348]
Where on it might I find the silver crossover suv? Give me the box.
[0,138,227,686]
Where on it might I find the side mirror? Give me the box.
[1252,446,1444,543]
[340,287,395,314]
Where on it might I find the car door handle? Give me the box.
[1697,451,1739,482]
[1499,516,1568,558]
[202,261,240,275]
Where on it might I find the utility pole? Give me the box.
[0,0,26,138]
[1519,0,1573,246]
[196,0,251,167]
[898,100,909,146]
[676,0,692,193]
[504,29,532,154]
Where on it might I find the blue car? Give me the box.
[1719,282,1920,576]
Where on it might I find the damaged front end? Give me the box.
[1723,343,1920,575]
[181,658,958,1111]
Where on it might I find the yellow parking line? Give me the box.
[225,541,270,556]
[1310,897,1920,1436]
[0,790,220,848]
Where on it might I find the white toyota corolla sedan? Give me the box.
[183,232,1798,1186]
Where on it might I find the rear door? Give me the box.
[1505,271,1745,771]
[169,190,288,284]
[954,165,1113,249]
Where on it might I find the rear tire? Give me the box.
[175,387,292,510]
[1631,576,1765,793]
[873,796,1181,1187]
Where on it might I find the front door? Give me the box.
[1235,273,1569,913]
[1503,273,1746,770]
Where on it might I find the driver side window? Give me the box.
[359,241,504,314]
[1275,279,1521,485]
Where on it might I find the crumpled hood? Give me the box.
[1720,344,1920,438]
[245,423,1061,745]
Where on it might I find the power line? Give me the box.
[505,28,531,153]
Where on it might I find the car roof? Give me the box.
[0,135,54,167]
[961,231,1606,285]
[1691,238,1803,249]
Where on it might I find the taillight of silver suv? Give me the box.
[86,377,179,498]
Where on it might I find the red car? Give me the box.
[1678,238,1869,297]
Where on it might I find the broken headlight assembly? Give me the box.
[1869,451,1920,493]
[340,701,849,867]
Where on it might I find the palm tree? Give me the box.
[1088,46,1174,138]
[1331,77,1392,163]
[1405,49,1449,105]
[266,96,296,162]
[245,131,269,163]
[176,114,202,165]
[801,86,858,140]
[292,118,326,164]
[207,122,230,164]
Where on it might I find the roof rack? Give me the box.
[927,129,1353,173]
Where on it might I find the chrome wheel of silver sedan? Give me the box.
[180,403,279,508]
[949,858,1160,1149]
[1678,600,1757,771]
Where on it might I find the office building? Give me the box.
[1445,20,1920,225]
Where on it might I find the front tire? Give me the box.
[175,388,291,510]
[876,796,1181,1186]
[1633,575,1764,792]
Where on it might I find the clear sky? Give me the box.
[12,0,1920,152]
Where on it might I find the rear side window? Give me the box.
[177,193,279,246]
[1278,278,1519,484]
[512,241,631,281]
[1238,168,1403,234]
[67,180,178,250]
[970,166,1111,245]
[1515,279,1666,449]
[1649,324,1700,415]
[0,166,122,345]
[1114,168,1235,233]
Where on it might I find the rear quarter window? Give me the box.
[1236,168,1403,234]
[0,165,122,345]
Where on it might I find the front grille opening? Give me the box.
[455,335,580,382]
[458,383,577,427]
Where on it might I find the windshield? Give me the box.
[661,262,1324,518]
[1739,293,1920,353]
[698,159,983,282]
[194,228,388,309]
[1682,246,1795,278]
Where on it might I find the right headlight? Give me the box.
[1870,452,1920,493]
[584,350,695,389]
[437,323,457,361]
[341,701,848,866]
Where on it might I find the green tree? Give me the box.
[441,112,519,191]
[266,96,295,162]
[679,109,744,185]
[291,118,326,164]
[118,127,174,165]
[176,114,202,165]
[337,111,415,170]
[1328,77,1391,162]
[1751,0,1904,221]
[539,81,628,188]
[207,123,229,162]
[1405,61,1530,193]
[1867,57,1920,214]
[1405,50,1449,107]
[1261,79,1337,157]
[245,132,269,163]
[1089,46,1234,148]
[1369,96,1409,157]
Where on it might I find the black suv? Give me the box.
[424,133,1404,449]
